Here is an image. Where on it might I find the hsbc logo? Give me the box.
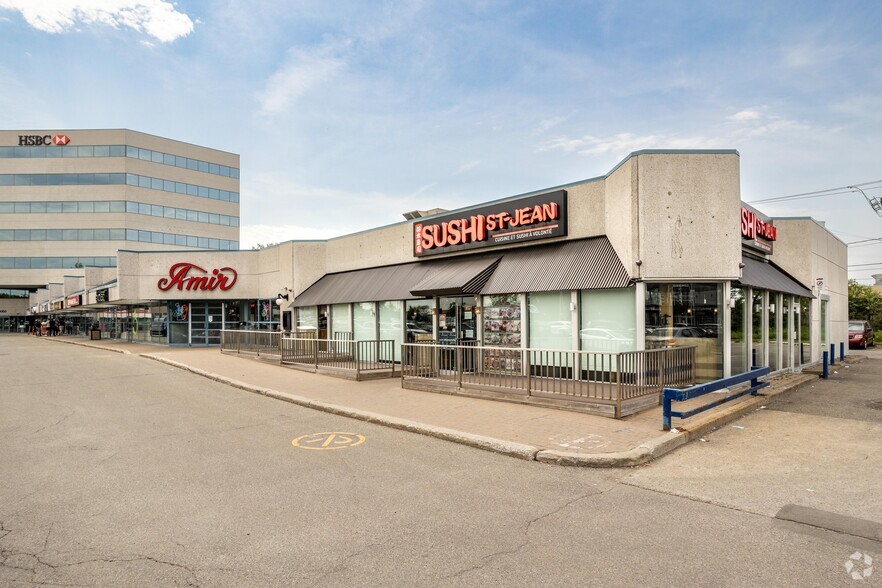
[17,134,71,146]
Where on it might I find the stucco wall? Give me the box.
[636,153,742,280]
[0,298,28,315]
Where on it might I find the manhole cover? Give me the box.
[868,400,882,410]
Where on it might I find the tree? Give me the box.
[251,243,279,250]
[848,280,882,329]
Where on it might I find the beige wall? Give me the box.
[0,297,28,315]
[117,250,271,301]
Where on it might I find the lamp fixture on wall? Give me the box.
[275,287,291,306]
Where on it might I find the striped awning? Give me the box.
[480,237,631,294]
[736,255,814,298]
[293,236,631,307]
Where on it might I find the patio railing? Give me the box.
[221,329,281,357]
[401,343,695,418]
[280,337,397,380]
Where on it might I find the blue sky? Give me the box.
[1,1,881,281]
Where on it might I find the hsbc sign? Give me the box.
[17,134,71,146]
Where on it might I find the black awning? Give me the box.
[293,236,632,307]
[480,237,631,294]
[410,256,501,297]
[737,256,814,298]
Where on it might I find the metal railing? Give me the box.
[221,329,281,356]
[402,343,694,417]
[281,337,396,379]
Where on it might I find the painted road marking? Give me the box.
[292,432,366,451]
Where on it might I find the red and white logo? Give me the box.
[52,135,70,145]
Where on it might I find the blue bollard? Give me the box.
[830,344,835,365]
[822,351,829,379]
[840,342,845,362]
[752,347,757,368]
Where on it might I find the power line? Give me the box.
[746,179,882,204]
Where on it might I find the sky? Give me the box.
[1,0,881,282]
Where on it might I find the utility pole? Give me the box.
[848,185,882,217]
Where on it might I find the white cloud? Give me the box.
[727,109,762,122]
[0,0,194,43]
[257,42,349,115]
[456,160,481,174]
[536,132,663,156]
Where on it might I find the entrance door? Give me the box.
[438,296,478,345]
[190,302,224,346]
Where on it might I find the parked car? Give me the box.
[848,320,876,349]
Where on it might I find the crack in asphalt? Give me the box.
[32,413,73,435]
[0,523,200,587]
[309,539,392,587]
[440,486,614,581]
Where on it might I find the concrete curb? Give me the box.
[38,336,131,355]
[141,354,540,461]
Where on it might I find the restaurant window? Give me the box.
[378,301,403,362]
[751,290,764,368]
[820,299,828,349]
[645,283,723,382]
[353,303,376,341]
[529,291,572,372]
[579,287,635,354]
[782,295,791,369]
[405,300,433,342]
[730,286,748,374]
[768,293,779,371]
[331,304,351,338]
[799,297,811,365]
[296,306,318,334]
[482,294,522,348]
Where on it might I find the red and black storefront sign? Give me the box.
[414,190,567,257]
[740,206,777,254]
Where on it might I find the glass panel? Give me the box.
[353,303,375,341]
[331,304,351,338]
[821,300,828,349]
[730,287,748,374]
[768,293,778,371]
[405,300,432,343]
[62,202,77,213]
[46,202,62,213]
[528,291,572,371]
[292,306,315,334]
[94,145,110,157]
[782,295,791,369]
[78,201,94,213]
[752,290,764,368]
[645,283,723,382]
[799,298,811,365]
[94,201,110,213]
[126,145,139,158]
[482,294,521,348]
[30,202,46,213]
[13,202,30,213]
[0,202,12,213]
[580,288,635,354]
[379,300,403,361]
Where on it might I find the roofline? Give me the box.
[279,149,741,245]
[771,216,849,247]
[0,128,239,157]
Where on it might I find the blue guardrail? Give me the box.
[662,366,770,430]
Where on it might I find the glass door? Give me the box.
[438,296,478,345]
[191,303,207,345]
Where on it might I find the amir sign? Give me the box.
[157,262,238,292]
[414,190,567,257]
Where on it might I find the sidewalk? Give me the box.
[40,335,829,466]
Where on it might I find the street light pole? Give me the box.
[848,185,882,217]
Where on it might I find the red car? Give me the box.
[849,320,876,349]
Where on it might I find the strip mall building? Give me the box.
[21,149,847,382]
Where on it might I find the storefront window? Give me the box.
[169,301,189,345]
[378,300,403,362]
[768,293,778,371]
[782,295,791,369]
[331,303,351,338]
[483,294,522,348]
[645,283,722,382]
[799,297,811,365]
[225,301,243,329]
[248,299,279,331]
[529,291,572,370]
[353,302,376,341]
[730,286,748,375]
[821,299,828,349]
[297,306,318,334]
[751,290,764,368]
[529,291,572,350]
[579,288,635,354]
[405,300,433,343]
